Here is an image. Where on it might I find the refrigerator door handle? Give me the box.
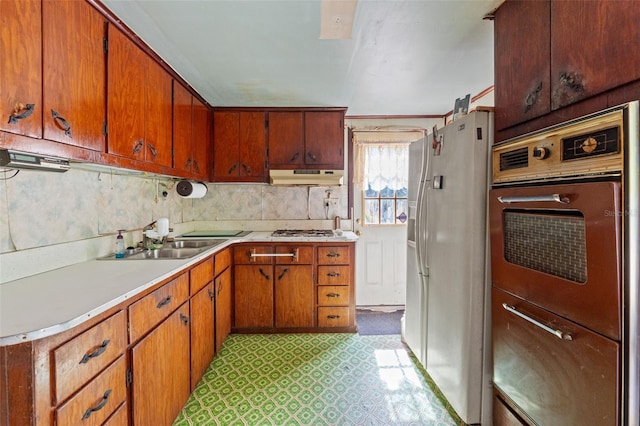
[415,141,431,278]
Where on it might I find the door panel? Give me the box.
[275,265,313,327]
[493,288,619,425]
[0,0,42,138]
[43,0,106,150]
[234,265,273,328]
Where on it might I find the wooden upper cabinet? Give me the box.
[304,111,344,169]
[42,0,106,151]
[495,0,640,132]
[268,110,345,170]
[174,82,210,179]
[107,26,172,167]
[494,0,550,132]
[0,0,42,138]
[173,81,193,174]
[268,111,305,167]
[192,97,210,179]
[212,111,266,182]
[550,1,640,110]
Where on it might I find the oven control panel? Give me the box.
[493,108,623,184]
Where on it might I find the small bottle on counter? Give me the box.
[115,230,125,258]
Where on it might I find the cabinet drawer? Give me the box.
[103,401,128,426]
[129,273,189,342]
[215,247,231,276]
[317,266,350,285]
[317,307,350,327]
[317,286,350,306]
[276,246,313,264]
[191,257,213,295]
[52,311,126,403]
[318,246,349,265]
[234,245,273,264]
[56,356,127,426]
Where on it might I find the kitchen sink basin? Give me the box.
[164,240,217,249]
[98,239,227,260]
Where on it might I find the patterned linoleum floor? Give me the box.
[173,334,463,426]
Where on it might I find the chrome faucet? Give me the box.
[141,221,161,249]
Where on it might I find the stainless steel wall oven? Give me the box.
[489,102,640,425]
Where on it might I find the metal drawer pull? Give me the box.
[497,194,569,204]
[156,295,172,308]
[250,253,295,257]
[326,252,341,258]
[502,303,572,341]
[278,268,289,280]
[82,389,111,419]
[259,268,270,280]
[79,340,110,364]
[327,272,341,277]
[327,315,341,319]
[326,293,341,298]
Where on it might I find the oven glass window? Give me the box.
[503,211,587,283]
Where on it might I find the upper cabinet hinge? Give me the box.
[103,122,108,136]
[103,37,108,54]
[126,369,133,387]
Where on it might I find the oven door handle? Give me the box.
[497,194,569,204]
[502,303,573,341]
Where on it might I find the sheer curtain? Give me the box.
[353,142,409,192]
[353,129,424,190]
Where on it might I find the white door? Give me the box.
[353,182,407,306]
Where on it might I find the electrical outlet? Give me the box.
[324,198,339,208]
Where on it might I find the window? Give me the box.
[355,143,409,225]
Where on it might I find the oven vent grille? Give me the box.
[499,147,529,171]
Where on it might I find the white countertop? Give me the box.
[0,231,357,345]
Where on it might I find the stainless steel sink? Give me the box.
[164,240,217,249]
[98,239,227,260]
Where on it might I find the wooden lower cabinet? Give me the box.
[275,264,314,327]
[190,282,215,391]
[234,264,275,328]
[233,243,356,332]
[215,266,232,352]
[131,303,191,426]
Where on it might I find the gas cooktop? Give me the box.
[270,229,335,238]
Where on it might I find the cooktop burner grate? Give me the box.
[271,229,334,237]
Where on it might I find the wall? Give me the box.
[0,166,347,284]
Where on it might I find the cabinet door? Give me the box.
[190,282,215,391]
[304,111,344,168]
[43,0,106,150]
[144,58,172,167]
[212,111,239,179]
[268,111,304,168]
[0,0,42,138]
[494,0,550,131]
[215,267,232,352]
[550,1,640,110]
[239,111,267,179]
[191,97,210,178]
[173,81,193,174]
[107,26,146,161]
[275,265,314,328]
[131,303,191,426]
[234,265,274,328]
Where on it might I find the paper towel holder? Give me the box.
[176,180,208,198]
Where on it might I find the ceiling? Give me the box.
[101,0,502,117]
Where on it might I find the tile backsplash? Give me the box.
[0,167,347,283]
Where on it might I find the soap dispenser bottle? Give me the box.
[115,230,125,258]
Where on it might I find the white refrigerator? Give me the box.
[403,111,493,425]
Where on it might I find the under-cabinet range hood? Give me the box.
[0,149,70,172]
[269,169,344,186]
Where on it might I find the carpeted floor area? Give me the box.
[356,309,404,335]
[174,333,463,426]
